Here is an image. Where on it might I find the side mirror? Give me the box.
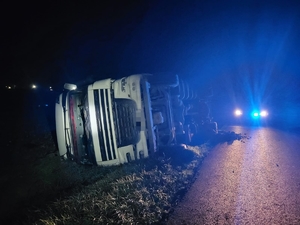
[64,83,77,91]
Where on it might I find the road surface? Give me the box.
[168,126,300,225]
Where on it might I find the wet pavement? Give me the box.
[168,126,300,225]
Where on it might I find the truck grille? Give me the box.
[114,99,139,147]
[93,89,116,161]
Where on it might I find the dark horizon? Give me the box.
[2,1,300,83]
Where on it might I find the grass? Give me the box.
[2,117,243,225]
[15,144,209,225]
[2,90,245,224]
[4,125,243,224]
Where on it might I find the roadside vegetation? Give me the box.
[1,90,245,224]
[3,116,243,225]
[17,143,208,225]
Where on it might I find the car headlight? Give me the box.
[234,109,243,116]
[260,110,268,117]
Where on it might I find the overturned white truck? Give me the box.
[55,74,216,166]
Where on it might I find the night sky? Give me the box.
[2,0,300,111]
[1,0,152,87]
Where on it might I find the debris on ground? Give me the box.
[211,130,251,145]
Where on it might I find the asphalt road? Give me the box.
[168,126,300,225]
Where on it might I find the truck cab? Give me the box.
[55,74,155,166]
